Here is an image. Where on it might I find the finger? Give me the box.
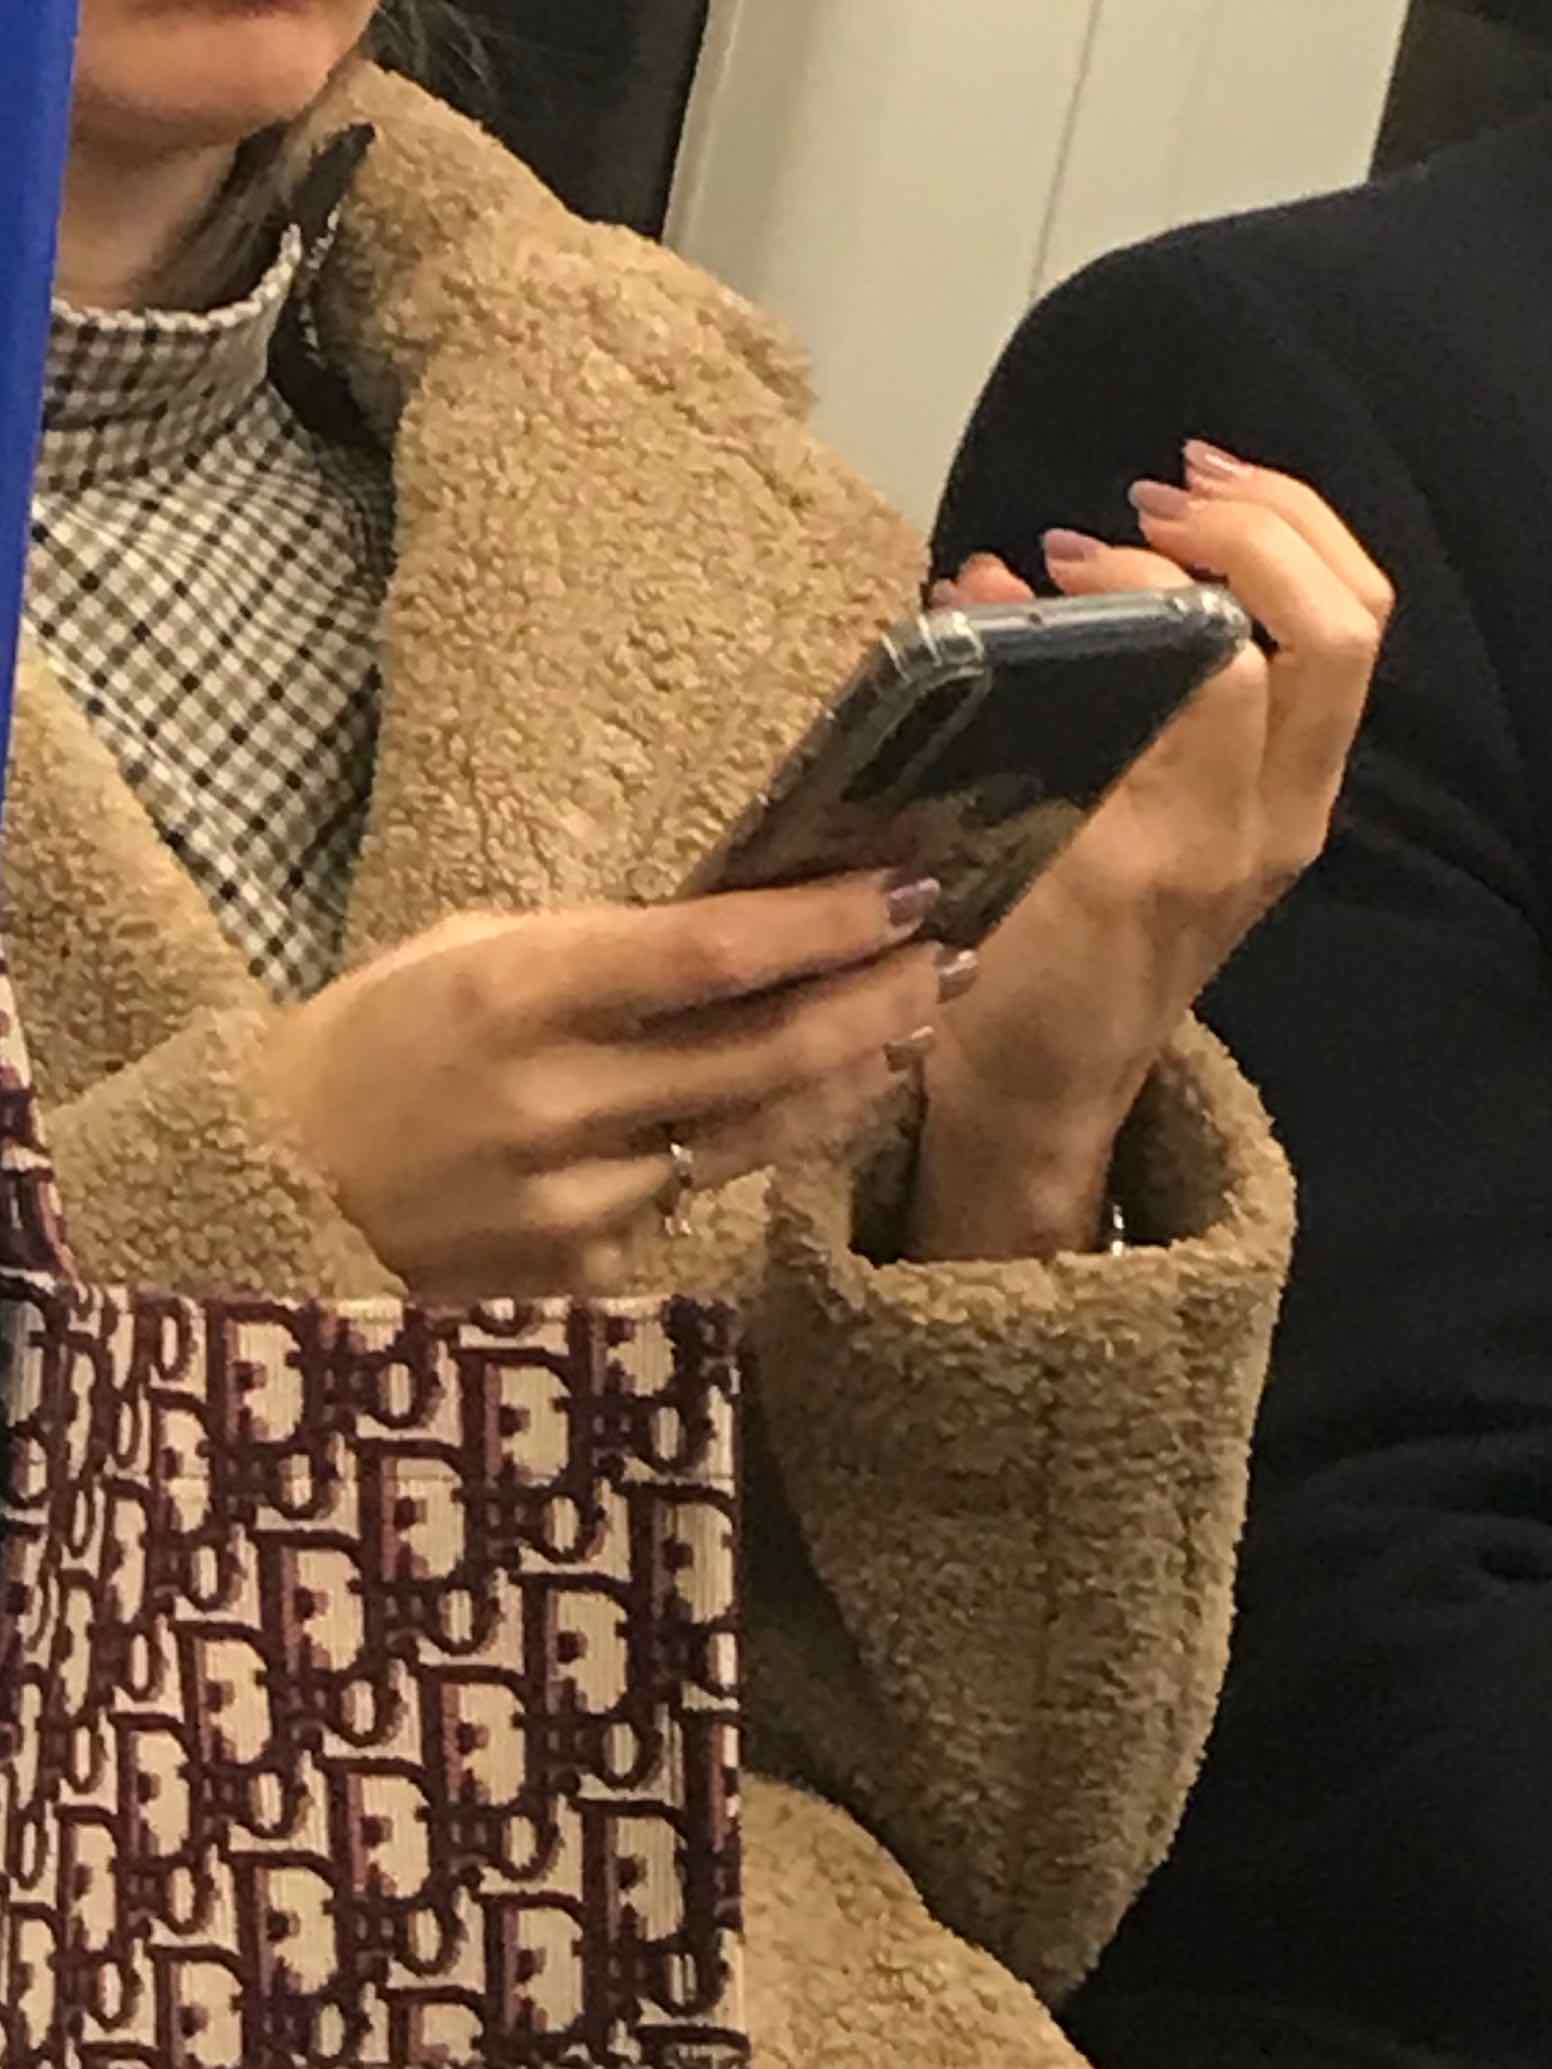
[421,1151,675,1300]
[1039,531,1194,596]
[440,869,946,1034]
[1129,483,1379,679]
[432,1050,908,1298]
[1131,483,1378,833]
[950,553,1037,604]
[1182,441,1394,628]
[575,939,957,1141]
[680,1051,906,1188]
[1022,526,1266,855]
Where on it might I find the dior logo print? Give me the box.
[0,1275,749,2067]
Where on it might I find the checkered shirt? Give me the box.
[25,224,394,1001]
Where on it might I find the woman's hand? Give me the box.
[909,442,1393,1262]
[261,873,968,1302]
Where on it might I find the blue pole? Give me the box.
[0,0,78,807]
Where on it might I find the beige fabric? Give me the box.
[4,71,1295,2061]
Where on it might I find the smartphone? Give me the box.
[684,584,1253,947]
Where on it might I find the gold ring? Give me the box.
[660,1136,697,1237]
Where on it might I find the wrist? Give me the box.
[905,1057,1128,1263]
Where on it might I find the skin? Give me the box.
[60,0,375,306]
[56,2,1392,1292]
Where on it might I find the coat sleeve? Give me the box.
[746,1011,1293,2007]
[41,1006,399,1300]
[738,228,1335,2007]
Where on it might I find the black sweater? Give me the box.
[934,114,1552,2069]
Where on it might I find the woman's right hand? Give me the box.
[260,873,963,1302]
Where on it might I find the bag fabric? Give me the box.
[0,953,748,2068]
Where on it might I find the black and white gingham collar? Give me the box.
[40,227,306,496]
[27,125,387,1002]
[37,126,374,499]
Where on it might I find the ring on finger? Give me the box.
[657,1133,699,1237]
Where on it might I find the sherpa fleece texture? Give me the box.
[6,70,1294,2064]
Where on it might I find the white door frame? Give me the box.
[668,0,1409,527]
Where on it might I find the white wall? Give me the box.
[667,0,1410,528]
[1040,0,1414,292]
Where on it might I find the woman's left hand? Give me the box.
[908,443,1392,1262]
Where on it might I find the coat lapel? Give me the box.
[4,646,261,1104]
[323,74,925,964]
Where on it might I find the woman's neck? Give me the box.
[57,136,235,311]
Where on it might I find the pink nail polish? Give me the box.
[885,873,942,933]
[1043,527,1105,563]
[1129,479,1195,522]
[886,1025,938,1074]
[1184,438,1248,485]
[936,947,980,1003]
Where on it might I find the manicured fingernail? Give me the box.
[936,946,980,1002]
[1129,478,1196,522]
[1043,527,1105,563]
[886,1025,938,1074]
[886,873,942,932]
[1184,438,1248,484]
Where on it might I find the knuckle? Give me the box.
[521,1171,591,1247]
[894,947,943,1022]
[1264,814,1334,891]
[1225,502,1285,554]
[444,949,508,1036]
[1281,475,1337,530]
[1154,833,1258,914]
[679,914,759,1001]
[760,953,934,1091]
[773,1012,848,1087]
[1107,837,1210,912]
[1323,606,1381,673]
[498,1073,572,1162]
[1367,573,1397,629]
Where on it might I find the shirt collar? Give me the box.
[39,227,307,492]
[36,125,375,496]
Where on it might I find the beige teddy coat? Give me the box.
[0,69,1293,2069]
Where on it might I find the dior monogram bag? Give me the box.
[0,969,749,2069]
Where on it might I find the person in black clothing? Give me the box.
[933,108,1552,2069]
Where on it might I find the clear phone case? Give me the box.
[686,585,1252,947]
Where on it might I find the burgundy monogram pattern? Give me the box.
[0,977,749,2068]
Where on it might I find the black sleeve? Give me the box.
[932,229,1552,2066]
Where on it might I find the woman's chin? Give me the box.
[74,14,364,153]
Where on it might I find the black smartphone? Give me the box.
[683,585,1253,947]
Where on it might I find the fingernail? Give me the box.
[959,552,1003,577]
[1129,479,1197,521]
[927,578,960,606]
[936,946,980,1002]
[885,873,942,932]
[886,1025,937,1074]
[1043,527,1105,563]
[1183,438,1248,485]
